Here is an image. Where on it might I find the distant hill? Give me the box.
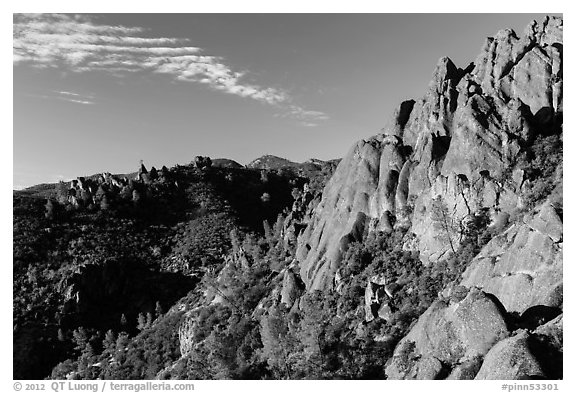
[211,158,243,169]
[15,171,139,199]
[247,154,341,173]
[246,154,298,170]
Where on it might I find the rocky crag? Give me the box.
[295,16,562,291]
[289,16,562,379]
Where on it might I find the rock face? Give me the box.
[385,288,509,379]
[294,16,562,291]
[460,200,563,314]
[474,330,545,380]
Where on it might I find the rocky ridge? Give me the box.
[289,16,562,379]
[294,16,562,291]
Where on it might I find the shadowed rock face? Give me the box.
[294,16,562,291]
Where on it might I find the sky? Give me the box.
[13,13,553,189]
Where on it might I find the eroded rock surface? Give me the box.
[461,200,563,314]
[295,16,563,291]
[474,330,545,380]
[385,288,509,379]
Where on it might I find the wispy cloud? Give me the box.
[14,13,328,125]
[53,90,96,104]
[275,105,329,127]
[22,89,97,105]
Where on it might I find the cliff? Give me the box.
[294,16,562,292]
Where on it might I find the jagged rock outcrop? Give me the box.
[295,131,411,290]
[364,273,396,322]
[280,269,304,309]
[385,288,509,379]
[294,16,562,291]
[460,199,562,314]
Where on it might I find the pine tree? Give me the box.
[154,301,163,318]
[72,327,89,353]
[120,313,128,327]
[430,195,457,253]
[102,330,116,352]
[149,166,158,181]
[137,313,147,331]
[260,305,293,379]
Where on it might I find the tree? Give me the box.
[149,166,158,181]
[430,195,457,253]
[103,330,117,352]
[260,305,293,379]
[295,292,329,374]
[72,327,89,353]
[137,313,147,331]
[155,301,164,318]
[120,313,128,327]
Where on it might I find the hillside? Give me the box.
[13,16,562,381]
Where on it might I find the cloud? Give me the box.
[53,90,96,104]
[22,90,97,105]
[14,13,328,125]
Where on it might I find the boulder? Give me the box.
[385,288,509,379]
[446,356,483,380]
[474,314,562,380]
[377,302,394,322]
[280,269,304,308]
[475,330,545,380]
[364,275,393,322]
